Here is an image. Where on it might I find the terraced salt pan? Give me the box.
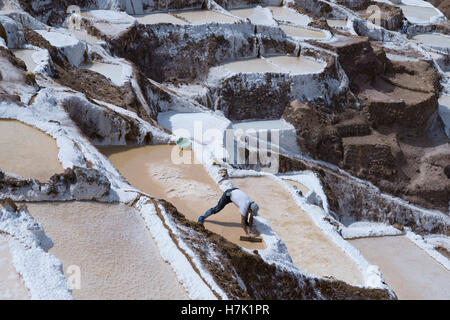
[265,55,326,74]
[101,145,266,251]
[280,24,328,39]
[399,5,442,24]
[327,19,348,28]
[69,29,102,44]
[232,176,364,286]
[25,201,188,300]
[12,49,39,72]
[0,235,30,300]
[175,10,240,24]
[134,13,187,25]
[268,6,311,26]
[412,34,450,49]
[222,56,325,74]
[228,7,277,26]
[232,119,300,154]
[350,236,450,299]
[0,120,63,181]
[80,62,125,86]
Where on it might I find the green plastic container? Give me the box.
[176,137,192,150]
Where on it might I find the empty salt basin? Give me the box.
[221,56,326,74]
[399,5,442,24]
[327,19,348,28]
[80,62,125,86]
[134,13,187,25]
[101,145,266,251]
[232,119,300,154]
[12,49,40,72]
[0,235,30,300]
[174,10,241,24]
[412,34,450,50]
[228,7,277,26]
[280,25,328,39]
[25,201,188,300]
[0,120,63,181]
[350,236,450,299]
[232,176,364,286]
[69,29,102,44]
[268,6,311,26]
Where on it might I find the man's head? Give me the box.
[249,202,259,216]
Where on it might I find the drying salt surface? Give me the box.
[282,178,310,196]
[175,10,240,24]
[223,58,279,73]
[69,29,102,44]
[399,5,441,23]
[12,49,39,72]
[350,236,450,299]
[134,13,187,25]
[223,56,325,74]
[280,25,327,39]
[101,145,266,250]
[265,55,326,74]
[228,7,276,26]
[327,19,348,28]
[0,120,63,181]
[80,62,125,86]
[0,235,30,300]
[232,176,364,286]
[412,34,450,48]
[268,6,311,26]
[25,201,188,300]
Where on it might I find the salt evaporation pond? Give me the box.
[269,6,311,25]
[175,10,240,24]
[101,145,266,250]
[0,235,30,300]
[399,5,441,24]
[280,24,328,39]
[0,120,63,181]
[80,62,125,86]
[134,13,187,25]
[222,56,325,74]
[350,236,450,299]
[232,176,364,286]
[412,34,450,48]
[12,49,39,72]
[25,201,188,300]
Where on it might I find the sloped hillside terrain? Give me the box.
[0,0,448,300]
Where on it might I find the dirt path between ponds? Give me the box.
[101,145,266,251]
[232,176,364,286]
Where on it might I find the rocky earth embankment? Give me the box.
[284,33,449,212]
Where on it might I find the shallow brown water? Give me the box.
[101,145,266,250]
[25,201,188,300]
[232,176,364,286]
[0,120,63,181]
[350,236,450,299]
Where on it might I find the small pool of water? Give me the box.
[280,24,328,39]
[175,10,240,24]
[80,62,125,86]
[25,201,188,300]
[350,236,450,299]
[134,13,188,25]
[412,33,450,48]
[0,120,63,181]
